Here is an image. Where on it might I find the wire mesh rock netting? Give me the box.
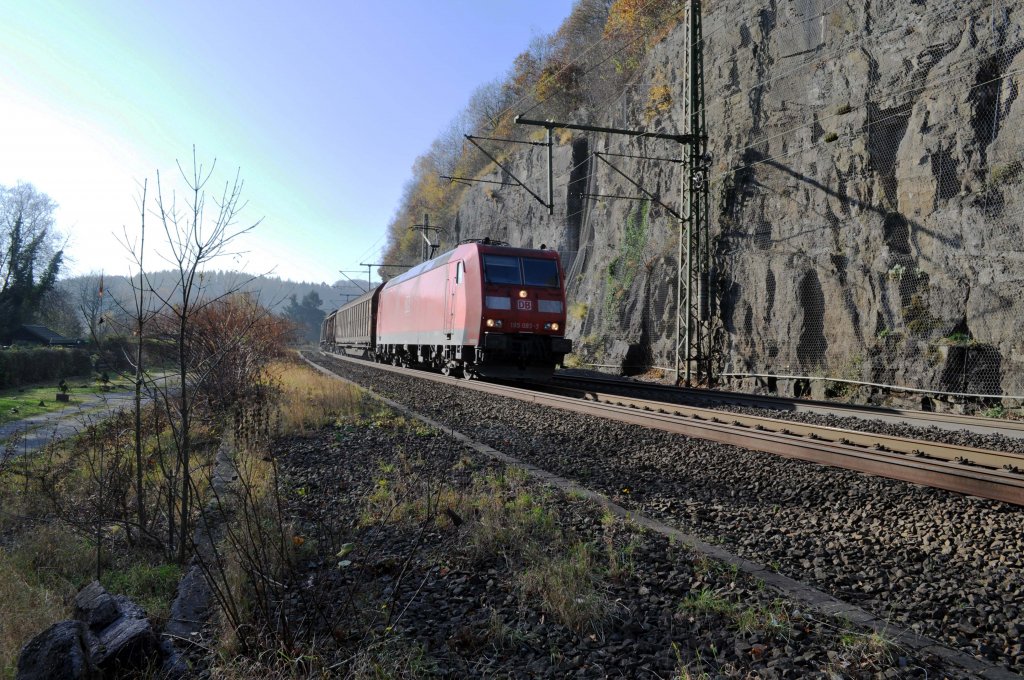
[563,0,1024,399]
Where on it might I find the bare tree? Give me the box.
[116,179,158,542]
[145,148,261,564]
[428,114,471,177]
[75,272,108,342]
[34,286,85,338]
[466,79,515,134]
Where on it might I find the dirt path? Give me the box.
[0,390,143,456]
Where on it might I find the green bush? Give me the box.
[92,337,171,374]
[990,161,1023,185]
[0,347,92,389]
[101,562,181,622]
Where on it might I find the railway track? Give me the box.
[315,352,1024,506]
[308,350,1024,675]
[552,372,1024,440]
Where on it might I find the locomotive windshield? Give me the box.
[522,258,559,287]
[483,255,560,288]
[483,255,521,284]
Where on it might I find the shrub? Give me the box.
[604,0,681,68]
[568,302,589,321]
[101,562,181,623]
[990,161,1023,184]
[0,347,92,389]
[535,61,584,106]
[645,83,673,121]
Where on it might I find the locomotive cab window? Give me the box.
[483,255,522,285]
[522,258,559,287]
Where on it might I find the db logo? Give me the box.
[517,299,533,311]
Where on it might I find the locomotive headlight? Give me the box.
[545,322,560,331]
[486,318,495,328]
[486,319,503,328]
[518,290,528,298]
[551,322,559,331]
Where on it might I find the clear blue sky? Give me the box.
[0,1,576,284]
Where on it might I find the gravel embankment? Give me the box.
[271,384,960,678]
[310,353,1024,675]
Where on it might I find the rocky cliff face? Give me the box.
[455,0,1024,398]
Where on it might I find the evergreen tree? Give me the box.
[0,207,63,343]
[283,290,325,343]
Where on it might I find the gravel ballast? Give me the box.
[309,353,1024,676]
[261,379,965,678]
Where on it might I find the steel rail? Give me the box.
[529,381,1024,472]
[553,373,1024,440]
[311,352,1024,506]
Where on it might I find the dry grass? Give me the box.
[0,522,94,677]
[4,523,95,592]
[209,442,302,656]
[209,361,367,655]
[346,637,435,679]
[517,540,610,632]
[208,653,331,680]
[358,451,451,528]
[832,628,898,673]
[733,600,792,637]
[456,469,612,632]
[359,451,614,635]
[467,479,559,560]
[562,354,584,368]
[0,557,69,677]
[568,301,589,321]
[272,360,363,435]
[362,458,561,559]
[600,510,639,580]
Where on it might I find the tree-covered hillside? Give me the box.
[50,271,367,340]
[379,0,679,269]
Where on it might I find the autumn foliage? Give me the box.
[380,0,683,268]
[188,294,289,411]
[605,0,683,68]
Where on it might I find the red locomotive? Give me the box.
[320,239,572,380]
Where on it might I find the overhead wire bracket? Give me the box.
[515,33,712,386]
[469,135,550,147]
[597,150,683,163]
[359,262,415,285]
[514,115,702,144]
[593,152,681,220]
[411,213,444,262]
[583,193,652,202]
[440,175,518,188]
[464,134,553,214]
